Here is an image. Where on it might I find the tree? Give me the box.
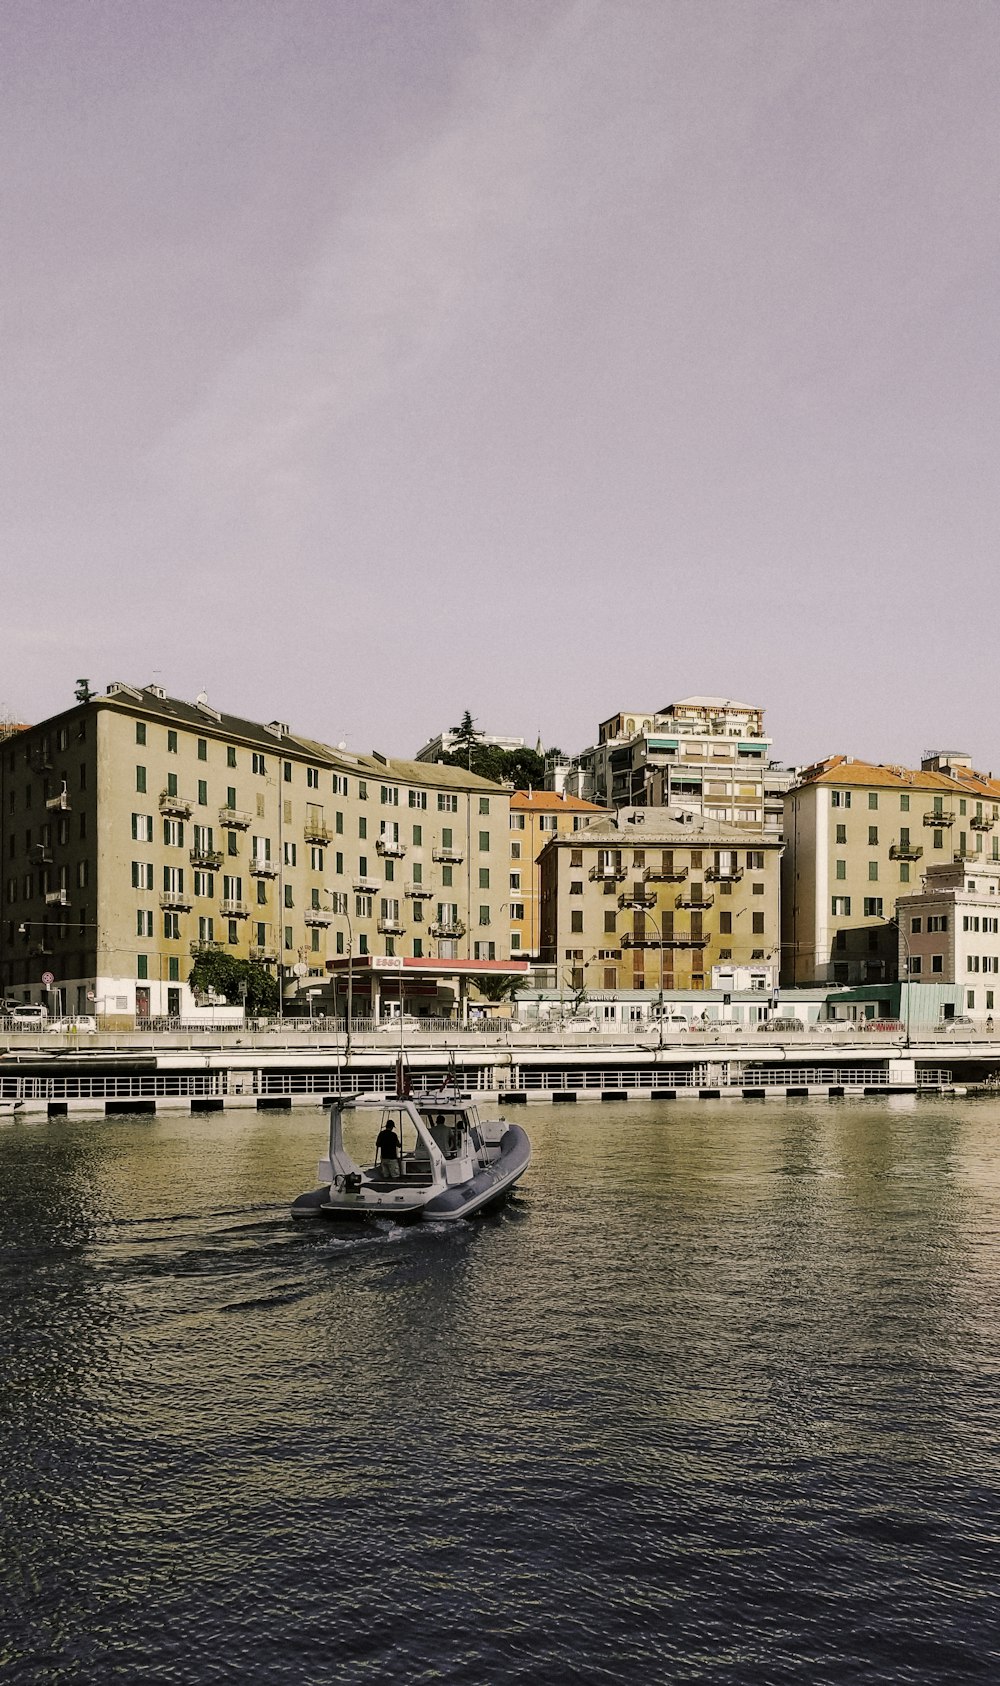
[474,973,528,1005]
[449,710,483,769]
[188,951,279,1015]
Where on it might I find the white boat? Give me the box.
[291,1089,531,1223]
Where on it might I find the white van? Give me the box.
[9,1004,48,1026]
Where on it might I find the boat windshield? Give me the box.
[419,1106,472,1160]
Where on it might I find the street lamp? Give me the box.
[326,892,353,1060]
[882,916,911,1048]
[634,905,665,1048]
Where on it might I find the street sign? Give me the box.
[41,971,54,987]
[292,962,309,977]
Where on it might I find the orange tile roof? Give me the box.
[509,790,605,812]
[794,755,1000,798]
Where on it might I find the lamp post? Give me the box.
[634,904,665,1048]
[326,893,353,1060]
[883,916,911,1048]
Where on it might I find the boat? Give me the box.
[291,1089,531,1222]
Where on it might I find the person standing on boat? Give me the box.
[375,1117,401,1179]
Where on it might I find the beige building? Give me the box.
[546,695,792,835]
[1,683,512,1020]
[896,860,1000,1020]
[782,754,1000,986]
[508,790,606,958]
[537,807,782,994]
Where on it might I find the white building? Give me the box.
[896,860,1000,1021]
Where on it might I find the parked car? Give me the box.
[939,1015,976,1032]
[757,1017,804,1033]
[46,1016,98,1034]
[8,1004,48,1026]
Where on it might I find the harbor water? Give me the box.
[3,1097,1000,1684]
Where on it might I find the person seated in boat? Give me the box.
[375,1117,401,1179]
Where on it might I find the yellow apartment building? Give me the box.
[782,753,1000,985]
[0,682,512,1020]
[508,790,606,958]
[537,807,782,994]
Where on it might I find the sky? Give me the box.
[4,0,1000,772]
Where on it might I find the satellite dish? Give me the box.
[196,690,209,706]
[337,741,347,751]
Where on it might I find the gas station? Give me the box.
[322,954,531,1023]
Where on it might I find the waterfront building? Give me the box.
[537,806,782,994]
[508,790,607,958]
[545,696,792,835]
[895,859,1000,1021]
[782,753,1000,987]
[0,683,514,1021]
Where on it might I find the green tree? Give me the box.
[449,710,483,768]
[188,952,279,1015]
[474,973,528,1005]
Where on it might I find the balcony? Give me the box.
[620,933,660,949]
[353,875,381,895]
[190,939,223,957]
[218,806,252,829]
[705,865,743,882]
[29,752,53,773]
[433,846,465,864]
[954,850,979,864]
[405,882,433,898]
[923,810,953,827]
[429,920,466,939]
[643,865,687,883]
[220,899,249,919]
[250,855,278,877]
[250,946,278,964]
[970,815,995,832]
[190,847,224,870]
[44,889,70,907]
[377,917,405,935]
[618,890,655,909]
[889,842,923,861]
[376,837,406,858]
[303,821,333,844]
[675,892,714,910]
[159,790,193,819]
[45,790,70,811]
[304,910,332,927]
[589,863,626,882]
[160,890,192,912]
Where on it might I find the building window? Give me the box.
[136,766,146,793]
[479,831,490,852]
[570,911,584,933]
[868,826,878,845]
[137,954,148,979]
[510,872,521,892]
[479,906,490,926]
[899,863,910,882]
[864,897,884,917]
[835,860,846,880]
[510,903,524,921]
[900,793,909,811]
[511,814,525,830]
[167,730,178,754]
[252,753,266,775]
[307,767,319,788]
[933,830,944,849]
[832,896,851,916]
[835,824,847,844]
[831,791,851,808]
[135,722,146,745]
[437,793,458,812]
[479,797,490,815]
[198,780,207,806]
[932,955,943,973]
[868,861,878,881]
[751,912,764,934]
[409,790,427,810]
[868,792,878,809]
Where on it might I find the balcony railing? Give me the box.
[190,940,223,957]
[220,899,249,919]
[429,920,466,938]
[353,875,381,895]
[45,791,70,811]
[889,842,923,861]
[377,918,405,935]
[44,889,69,907]
[643,865,687,882]
[405,882,433,898]
[303,822,333,844]
[250,946,278,963]
[160,891,192,912]
[218,807,252,829]
[589,863,626,882]
[923,810,953,827]
[620,933,660,949]
[970,815,995,832]
[432,846,465,864]
[190,847,224,869]
[159,791,193,818]
[618,890,655,909]
[376,838,406,858]
[304,910,332,926]
[250,856,278,877]
[676,893,714,910]
[705,865,743,882]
